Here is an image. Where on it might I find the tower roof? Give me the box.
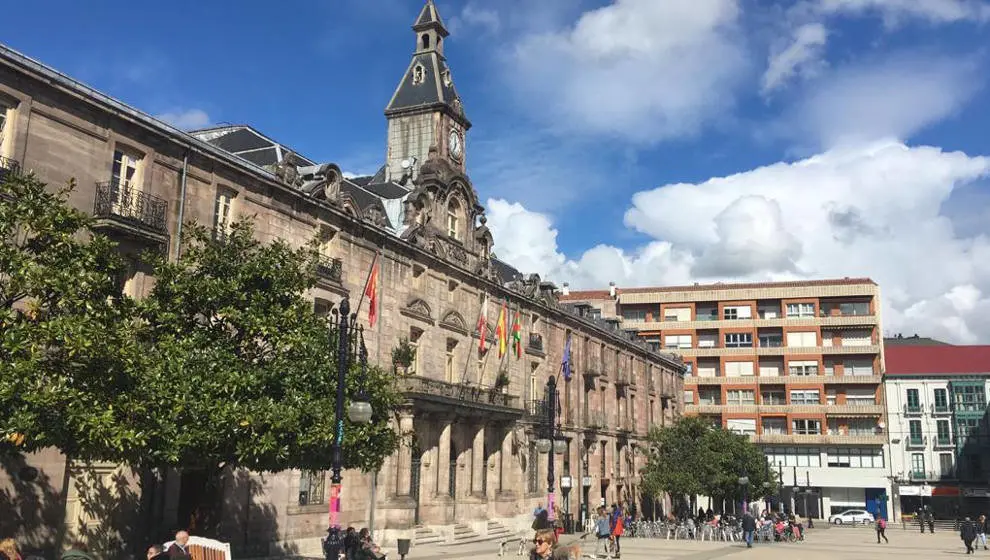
[413,0,448,37]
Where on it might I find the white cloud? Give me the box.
[817,0,990,25]
[488,141,990,344]
[781,52,982,149]
[156,108,211,131]
[448,3,500,35]
[504,0,749,143]
[761,23,828,95]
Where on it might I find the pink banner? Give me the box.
[547,492,556,521]
[329,484,342,528]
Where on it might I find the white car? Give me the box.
[828,509,875,525]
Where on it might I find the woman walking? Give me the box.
[875,515,889,544]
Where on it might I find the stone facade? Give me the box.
[0,5,684,556]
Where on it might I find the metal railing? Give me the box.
[904,404,923,415]
[0,155,21,183]
[399,375,520,409]
[93,179,168,232]
[906,435,926,447]
[528,333,544,353]
[932,403,951,414]
[316,256,343,283]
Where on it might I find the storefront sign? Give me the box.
[964,488,990,498]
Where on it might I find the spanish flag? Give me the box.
[364,256,380,328]
[495,302,508,358]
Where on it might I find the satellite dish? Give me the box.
[401,159,412,170]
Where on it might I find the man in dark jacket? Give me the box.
[167,531,193,560]
[962,517,978,554]
[741,512,757,548]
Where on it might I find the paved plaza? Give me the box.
[393,526,975,560]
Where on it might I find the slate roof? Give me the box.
[414,0,448,35]
[491,258,524,285]
[190,125,316,168]
[886,345,990,376]
[385,52,463,118]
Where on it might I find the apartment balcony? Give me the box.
[934,435,954,448]
[685,403,883,415]
[686,374,883,386]
[525,399,550,422]
[315,255,343,287]
[750,432,887,445]
[526,333,545,357]
[583,411,606,432]
[673,344,881,358]
[632,314,879,332]
[399,375,522,421]
[615,368,631,387]
[909,470,929,481]
[92,180,169,246]
[583,357,603,380]
[931,404,952,415]
[0,155,21,185]
[906,435,927,448]
[904,404,924,416]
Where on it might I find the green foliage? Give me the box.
[0,172,145,461]
[391,337,415,368]
[641,416,776,503]
[0,172,400,473]
[132,220,400,472]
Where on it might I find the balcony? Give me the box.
[0,155,21,184]
[932,403,951,415]
[909,470,929,481]
[399,376,522,420]
[647,377,658,395]
[750,432,887,445]
[904,404,923,416]
[615,368,631,387]
[92,180,169,245]
[583,410,605,430]
[684,403,883,415]
[527,333,545,356]
[671,344,881,358]
[583,357,603,380]
[685,374,884,386]
[315,256,343,286]
[934,435,953,448]
[906,435,926,448]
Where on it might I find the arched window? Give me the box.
[447,198,460,240]
[422,34,431,50]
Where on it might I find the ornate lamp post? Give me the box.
[535,376,567,523]
[324,298,374,560]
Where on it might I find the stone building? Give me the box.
[0,1,683,556]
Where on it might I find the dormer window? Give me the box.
[447,198,460,240]
[412,64,425,85]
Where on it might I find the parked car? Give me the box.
[828,509,875,524]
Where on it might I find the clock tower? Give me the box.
[384,0,470,183]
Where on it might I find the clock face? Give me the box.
[449,130,462,159]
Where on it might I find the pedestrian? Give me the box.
[594,506,611,558]
[875,515,888,544]
[0,539,21,560]
[979,514,988,550]
[147,545,169,560]
[60,541,95,560]
[610,506,624,558]
[962,517,978,554]
[741,511,756,548]
[167,531,193,560]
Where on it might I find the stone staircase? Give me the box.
[439,520,515,546]
[413,526,443,546]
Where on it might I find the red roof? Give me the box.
[886,345,990,375]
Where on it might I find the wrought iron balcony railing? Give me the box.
[316,256,343,283]
[0,156,21,183]
[94,180,168,233]
[904,404,923,415]
[932,404,951,415]
[528,332,544,354]
[907,435,926,447]
[400,375,520,409]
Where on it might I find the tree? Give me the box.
[131,220,400,474]
[641,417,776,511]
[0,173,145,461]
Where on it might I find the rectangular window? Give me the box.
[906,388,921,411]
[663,307,691,321]
[299,471,326,505]
[909,420,923,444]
[846,419,877,436]
[911,453,925,476]
[698,389,721,405]
[722,305,752,320]
[786,303,815,317]
[792,419,821,435]
[645,337,661,351]
[724,332,753,348]
[761,418,787,434]
[213,187,235,239]
[697,363,718,377]
[758,333,783,347]
[841,329,872,346]
[697,333,717,348]
[937,419,952,445]
[825,447,884,468]
[826,389,837,405]
[844,359,874,376]
[788,360,819,376]
[725,361,754,377]
[934,388,949,411]
[664,334,692,349]
[957,417,980,441]
[939,453,954,477]
[759,361,781,377]
[763,446,821,467]
[726,389,755,405]
[622,308,647,322]
[953,385,987,412]
[839,302,870,316]
[761,390,785,405]
[789,390,820,405]
[786,331,817,347]
[683,390,694,404]
[528,441,538,494]
[727,418,756,435]
[845,387,876,405]
[111,149,141,187]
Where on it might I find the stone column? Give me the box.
[471,424,486,496]
[396,408,415,496]
[437,418,452,497]
[498,424,511,495]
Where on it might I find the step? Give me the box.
[414,527,443,546]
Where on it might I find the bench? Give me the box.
[163,536,232,560]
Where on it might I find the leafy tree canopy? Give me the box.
[1,172,400,473]
[641,416,776,503]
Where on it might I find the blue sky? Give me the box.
[6,0,990,343]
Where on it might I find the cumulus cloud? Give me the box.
[156,108,211,131]
[448,3,500,35]
[781,52,983,149]
[504,0,748,143]
[817,0,990,25]
[488,141,990,344]
[761,23,828,95]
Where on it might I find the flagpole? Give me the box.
[354,251,381,317]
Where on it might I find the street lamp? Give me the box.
[325,298,373,560]
[738,474,750,514]
[539,375,564,523]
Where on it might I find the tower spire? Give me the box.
[413,0,448,55]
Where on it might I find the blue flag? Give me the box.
[562,333,572,381]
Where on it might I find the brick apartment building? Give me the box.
[562,278,891,519]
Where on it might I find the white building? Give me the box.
[884,342,990,520]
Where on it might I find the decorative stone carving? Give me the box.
[440,310,468,334]
[323,166,342,202]
[275,156,300,187]
[402,298,433,323]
